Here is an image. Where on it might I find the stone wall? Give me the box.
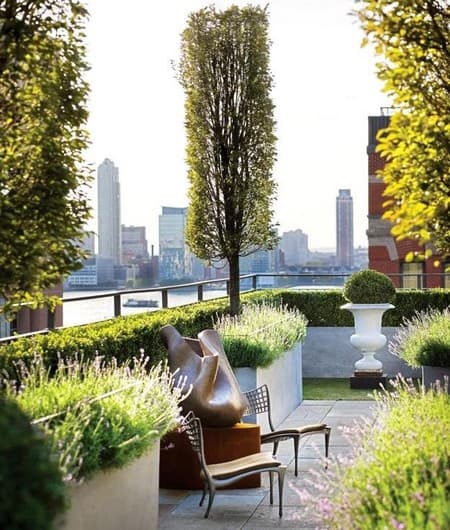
[302,327,420,379]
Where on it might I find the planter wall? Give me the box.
[233,342,302,432]
[303,327,421,379]
[58,442,160,530]
[422,365,450,393]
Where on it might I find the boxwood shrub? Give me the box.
[1,288,449,374]
[0,397,66,530]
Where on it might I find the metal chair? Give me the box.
[181,411,286,518]
[242,384,331,476]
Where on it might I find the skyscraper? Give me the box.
[158,206,188,281]
[97,158,121,265]
[336,189,354,268]
[280,229,309,267]
[121,225,149,264]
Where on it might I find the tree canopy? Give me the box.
[357,0,450,259]
[0,0,91,315]
[179,5,278,315]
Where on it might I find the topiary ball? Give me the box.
[0,397,66,530]
[343,269,396,304]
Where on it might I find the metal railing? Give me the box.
[1,272,449,343]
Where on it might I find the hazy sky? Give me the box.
[85,0,389,251]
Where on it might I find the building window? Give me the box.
[444,263,450,289]
[401,262,423,289]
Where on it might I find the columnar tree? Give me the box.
[0,0,91,316]
[357,0,450,258]
[179,5,278,316]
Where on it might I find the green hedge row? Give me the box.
[278,288,450,327]
[0,297,229,376]
[1,288,449,374]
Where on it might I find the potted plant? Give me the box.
[214,302,308,428]
[341,269,396,378]
[5,356,184,530]
[389,308,450,392]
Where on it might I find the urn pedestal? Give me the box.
[341,303,394,389]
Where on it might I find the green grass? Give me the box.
[303,378,378,400]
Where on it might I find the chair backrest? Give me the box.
[180,411,210,476]
[242,384,275,432]
[181,411,203,454]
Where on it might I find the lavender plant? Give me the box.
[4,355,185,481]
[389,308,450,368]
[301,377,450,529]
[214,302,307,367]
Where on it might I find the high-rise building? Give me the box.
[121,225,149,264]
[280,229,309,267]
[158,206,189,281]
[97,158,121,266]
[367,110,446,287]
[336,189,354,268]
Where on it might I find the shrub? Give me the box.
[214,302,307,368]
[389,308,450,368]
[302,378,450,529]
[0,397,66,530]
[4,356,184,481]
[342,269,396,304]
[1,288,450,375]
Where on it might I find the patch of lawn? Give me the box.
[303,378,378,400]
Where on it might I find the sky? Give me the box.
[85,0,389,252]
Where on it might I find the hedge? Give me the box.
[279,288,450,327]
[1,288,449,375]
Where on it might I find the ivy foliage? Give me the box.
[0,1,92,316]
[356,0,450,258]
[178,5,278,315]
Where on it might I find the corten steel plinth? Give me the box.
[160,423,261,489]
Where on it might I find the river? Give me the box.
[62,288,228,327]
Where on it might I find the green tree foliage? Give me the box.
[356,0,450,258]
[0,397,66,530]
[178,5,278,315]
[0,0,91,316]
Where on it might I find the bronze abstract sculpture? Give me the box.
[160,325,248,427]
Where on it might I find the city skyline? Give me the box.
[85,0,389,251]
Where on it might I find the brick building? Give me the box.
[367,111,448,288]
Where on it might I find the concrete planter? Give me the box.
[302,327,421,379]
[233,342,302,431]
[58,442,160,530]
[422,365,450,393]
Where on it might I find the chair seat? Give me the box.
[261,423,327,442]
[208,451,281,479]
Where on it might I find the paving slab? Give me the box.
[158,399,376,529]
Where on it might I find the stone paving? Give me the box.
[158,399,376,529]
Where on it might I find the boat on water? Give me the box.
[123,298,159,308]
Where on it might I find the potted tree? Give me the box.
[389,308,450,393]
[341,270,396,388]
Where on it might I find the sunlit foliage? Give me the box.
[357,0,450,258]
[178,5,278,315]
[0,1,92,315]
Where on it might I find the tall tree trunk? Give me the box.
[228,254,240,316]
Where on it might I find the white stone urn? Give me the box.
[341,303,394,372]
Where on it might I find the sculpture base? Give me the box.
[350,370,386,389]
[160,422,261,489]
